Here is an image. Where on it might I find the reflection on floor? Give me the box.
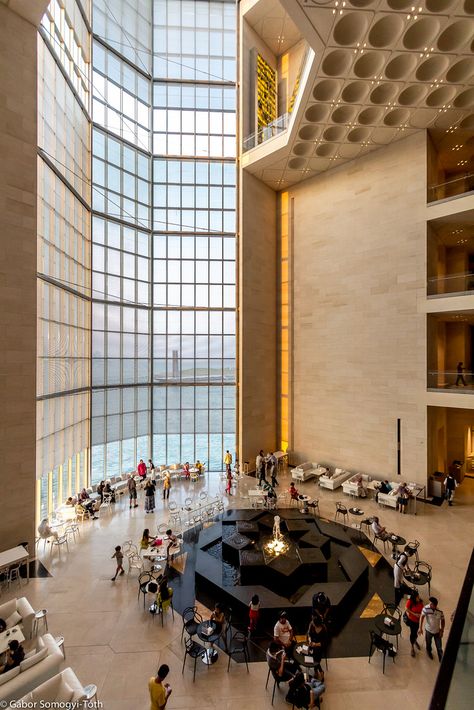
[2,470,473,709]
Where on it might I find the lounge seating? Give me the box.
[0,597,35,639]
[0,634,64,702]
[342,473,371,497]
[319,468,353,490]
[18,668,87,704]
[373,481,400,509]
[291,462,320,482]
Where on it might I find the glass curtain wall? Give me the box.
[37,0,92,521]
[152,0,237,471]
[90,0,236,482]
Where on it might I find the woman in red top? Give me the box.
[137,459,147,479]
[405,589,423,657]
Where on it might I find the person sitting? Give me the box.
[371,516,390,541]
[312,592,331,628]
[76,498,98,521]
[66,496,77,506]
[266,641,299,682]
[195,460,203,474]
[307,614,327,669]
[289,482,299,502]
[210,602,225,633]
[183,462,190,479]
[0,640,25,674]
[286,670,325,708]
[140,528,155,550]
[274,611,295,654]
[165,529,179,560]
[0,619,6,633]
[380,480,392,494]
[262,480,277,508]
[355,474,367,498]
[103,482,116,503]
[37,518,59,542]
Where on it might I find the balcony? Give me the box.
[428,370,474,392]
[427,312,474,394]
[428,173,474,204]
[428,129,474,204]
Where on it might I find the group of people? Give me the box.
[256,450,279,488]
[266,594,332,708]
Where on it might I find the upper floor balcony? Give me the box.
[427,209,474,298]
[428,129,474,204]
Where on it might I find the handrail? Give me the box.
[429,548,474,710]
[429,172,474,191]
[428,172,474,203]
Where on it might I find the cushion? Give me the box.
[24,649,36,660]
[335,468,343,475]
[20,645,48,671]
[0,666,20,685]
[55,680,75,703]
[6,610,22,628]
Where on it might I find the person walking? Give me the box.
[144,478,156,513]
[256,450,266,486]
[111,545,125,581]
[455,361,467,387]
[224,449,232,475]
[226,467,233,495]
[420,596,445,661]
[128,475,138,509]
[248,594,260,634]
[268,452,278,487]
[148,663,172,710]
[445,471,457,506]
[405,589,423,657]
[162,470,171,500]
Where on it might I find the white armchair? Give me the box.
[18,668,86,704]
[0,597,35,639]
[342,473,371,497]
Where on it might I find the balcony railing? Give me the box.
[428,172,474,203]
[429,549,474,710]
[428,370,474,391]
[428,272,474,297]
[243,113,289,152]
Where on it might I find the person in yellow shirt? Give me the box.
[149,664,172,710]
[224,449,232,475]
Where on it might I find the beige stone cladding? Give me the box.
[239,171,277,466]
[0,4,38,551]
[287,132,427,484]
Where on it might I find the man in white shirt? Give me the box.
[274,612,295,654]
[371,516,390,540]
[419,597,445,661]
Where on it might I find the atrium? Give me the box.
[0,0,473,708]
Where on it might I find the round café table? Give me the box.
[293,645,324,676]
[404,570,431,595]
[375,613,402,649]
[349,507,365,537]
[197,620,219,665]
[388,534,406,560]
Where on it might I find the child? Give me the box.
[248,594,260,633]
[111,545,125,581]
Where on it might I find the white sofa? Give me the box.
[342,473,371,497]
[18,668,86,704]
[372,481,400,509]
[291,462,322,482]
[0,634,64,702]
[319,468,353,490]
[0,597,35,639]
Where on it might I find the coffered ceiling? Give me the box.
[242,0,474,187]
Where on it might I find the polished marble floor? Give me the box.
[4,470,474,709]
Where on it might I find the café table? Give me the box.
[388,534,406,560]
[0,625,25,655]
[293,644,324,675]
[348,507,365,537]
[298,494,311,509]
[404,569,431,595]
[375,612,402,649]
[0,545,30,584]
[196,620,219,665]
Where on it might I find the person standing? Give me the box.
[248,594,260,634]
[405,590,423,657]
[256,450,266,486]
[445,471,457,506]
[144,478,156,513]
[396,482,410,514]
[420,597,445,661]
[224,449,232,475]
[128,475,138,509]
[148,459,155,478]
[268,452,278,487]
[455,361,467,387]
[163,470,171,500]
[137,458,147,480]
[148,663,172,710]
[393,549,413,605]
[226,467,233,495]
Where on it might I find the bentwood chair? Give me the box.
[368,630,396,673]
[334,502,348,526]
[182,637,206,682]
[181,606,203,642]
[227,631,249,672]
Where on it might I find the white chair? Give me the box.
[8,565,22,589]
[127,553,144,577]
[64,523,79,543]
[50,535,69,558]
[123,540,138,556]
[199,491,208,501]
